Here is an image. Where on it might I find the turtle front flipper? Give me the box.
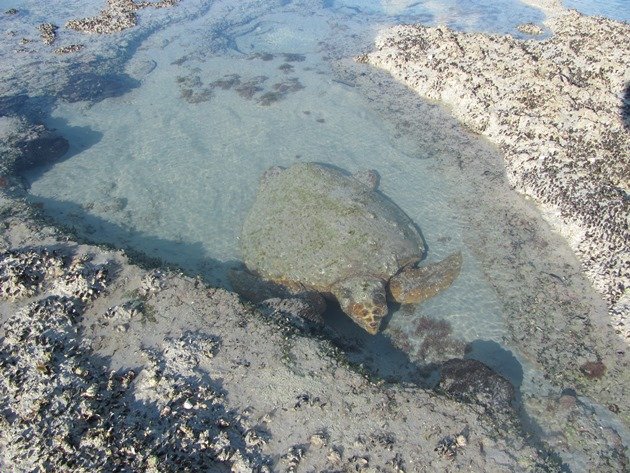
[388,252,463,304]
[332,277,388,335]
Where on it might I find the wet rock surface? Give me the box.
[439,358,515,414]
[363,7,630,337]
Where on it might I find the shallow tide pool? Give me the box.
[21,0,541,351]
[3,0,629,469]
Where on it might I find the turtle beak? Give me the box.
[347,301,388,335]
[332,278,388,335]
[363,314,382,335]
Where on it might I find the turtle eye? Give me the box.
[373,293,386,306]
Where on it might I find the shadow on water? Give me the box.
[23,118,104,182]
[465,339,523,388]
[0,93,62,123]
[322,305,527,392]
[0,94,31,117]
[26,193,242,289]
[1,66,140,113]
[322,303,438,386]
[0,93,105,190]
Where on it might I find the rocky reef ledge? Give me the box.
[0,197,567,471]
[360,3,629,338]
[66,0,179,35]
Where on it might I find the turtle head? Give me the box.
[260,165,286,190]
[332,277,388,335]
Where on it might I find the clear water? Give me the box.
[2,0,628,468]
[563,0,630,21]
[23,0,523,337]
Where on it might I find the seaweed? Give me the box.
[248,52,274,61]
[180,88,213,103]
[210,73,241,90]
[283,53,306,62]
[273,77,304,93]
[257,91,283,106]
[417,318,465,359]
[278,63,294,73]
[235,83,264,100]
[176,74,202,88]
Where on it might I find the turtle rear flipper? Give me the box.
[388,252,463,304]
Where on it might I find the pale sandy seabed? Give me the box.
[0,0,629,471]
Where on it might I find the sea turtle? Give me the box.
[231,162,462,334]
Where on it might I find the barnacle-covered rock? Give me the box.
[0,304,271,471]
[102,299,145,331]
[364,10,630,324]
[0,296,84,421]
[52,255,109,302]
[0,249,64,300]
[66,0,180,35]
[139,269,166,296]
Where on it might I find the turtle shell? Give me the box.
[241,163,424,293]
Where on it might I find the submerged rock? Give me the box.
[59,72,140,103]
[66,0,180,35]
[54,44,85,55]
[37,23,58,45]
[0,116,69,176]
[438,358,515,413]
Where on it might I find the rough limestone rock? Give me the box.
[363,8,630,337]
